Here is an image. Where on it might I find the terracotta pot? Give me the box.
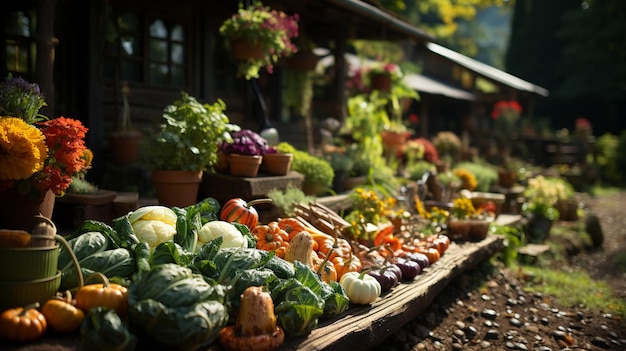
[469,220,491,241]
[370,73,392,92]
[0,188,55,231]
[286,51,319,71]
[214,151,230,174]
[261,153,293,176]
[151,170,203,207]
[229,39,265,61]
[497,168,517,188]
[447,219,472,241]
[343,175,367,191]
[108,133,143,165]
[228,154,263,177]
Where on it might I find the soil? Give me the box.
[379,191,626,351]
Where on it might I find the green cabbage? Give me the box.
[128,264,228,351]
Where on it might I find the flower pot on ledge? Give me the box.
[151,170,203,208]
[261,153,293,176]
[229,154,263,177]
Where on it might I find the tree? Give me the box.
[506,0,626,134]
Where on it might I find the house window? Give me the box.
[103,11,189,89]
[4,9,37,79]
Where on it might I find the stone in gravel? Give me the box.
[481,294,491,301]
[484,320,493,327]
[516,342,529,351]
[590,336,610,348]
[453,329,465,339]
[510,318,522,327]
[451,343,463,350]
[413,324,431,339]
[551,330,573,345]
[480,341,491,348]
[464,325,478,339]
[481,309,498,320]
[454,321,465,329]
[485,329,500,340]
[534,346,552,351]
[505,341,516,349]
[540,318,549,326]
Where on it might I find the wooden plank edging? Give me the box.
[281,234,506,350]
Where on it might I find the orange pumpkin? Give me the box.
[277,217,306,241]
[252,222,289,252]
[0,303,47,342]
[332,253,363,280]
[75,272,128,317]
[41,291,84,333]
[220,198,272,229]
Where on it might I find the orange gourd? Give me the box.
[252,222,289,252]
[277,217,306,241]
[41,291,84,333]
[220,198,272,229]
[0,302,47,342]
[75,272,128,317]
[332,253,363,280]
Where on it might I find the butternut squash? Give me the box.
[283,230,314,267]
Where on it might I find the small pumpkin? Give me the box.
[0,302,47,342]
[41,291,84,333]
[339,271,381,305]
[219,198,272,229]
[75,272,128,316]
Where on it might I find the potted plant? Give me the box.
[108,81,143,165]
[276,142,333,196]
[447,196,476,241]
[432,131,462,166]
[142,91,239,207]
[220,129,269,177]
[522,175,562,243]
[219,2,299,80]
[0,75,91,230]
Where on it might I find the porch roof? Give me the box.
[404,74,476,101]
[425,42,549,97]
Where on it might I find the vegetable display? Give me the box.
[1,194,457,348]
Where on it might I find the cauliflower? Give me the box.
[198,221,246,249]
[129,206,178,250]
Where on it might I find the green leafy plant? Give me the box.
[276,142,334,189]
[142,91,240,171]
[219,2,299,80]
[267,185,314,217]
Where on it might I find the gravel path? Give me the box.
[379,190,626,351]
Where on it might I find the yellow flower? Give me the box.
[0,117,47,180]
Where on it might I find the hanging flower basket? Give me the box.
[370,73,392,92]
[229,39,266,61]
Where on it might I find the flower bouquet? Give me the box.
[219,2,299,80]
[0,75,91,229]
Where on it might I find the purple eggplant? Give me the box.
[402,252,430,271]
[367,264,400,291]
[394,258,421,281]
